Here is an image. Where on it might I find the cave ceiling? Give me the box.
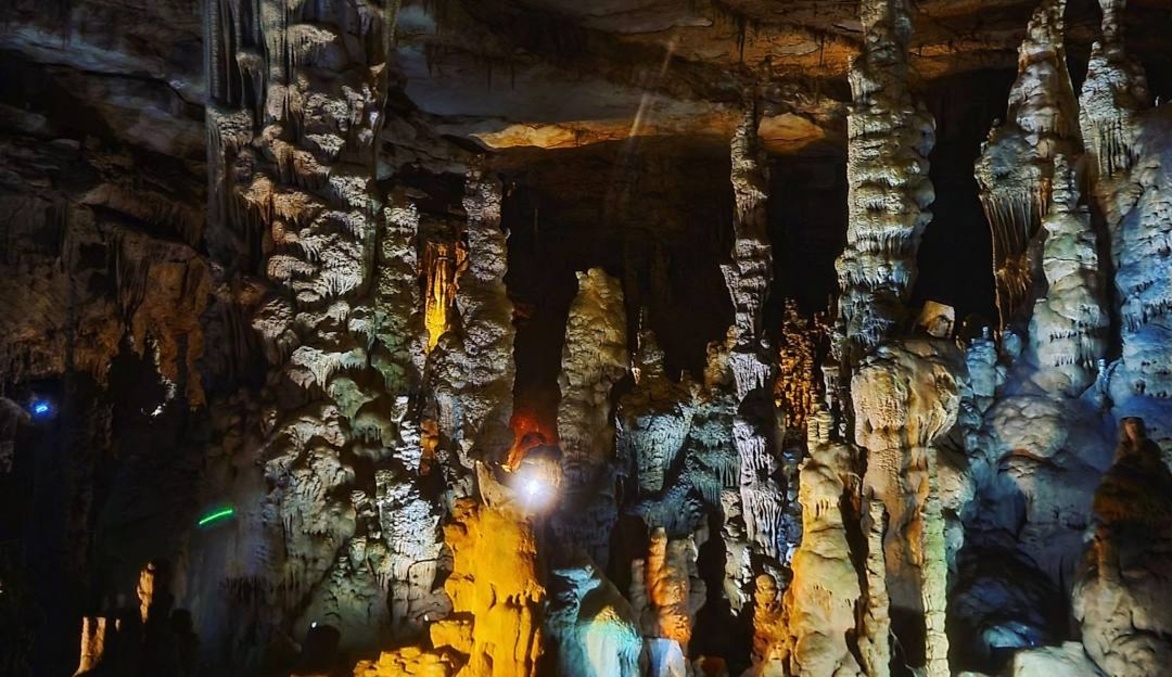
[4,0,1172,164]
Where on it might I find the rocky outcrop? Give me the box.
[1073,417,1172,676]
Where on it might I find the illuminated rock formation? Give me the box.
[1074,418,1172,675]
[781,409,863,676]
[430,169,516,476]
[975,0,1080,328]
[545,557,642,677]
[630,527,706,660]
[358,499,545,677]
[72,616,108,676]
[1079,0,1150,182]
[836,0,935,359]
[852,339,962,675]
[1028,155,1109,396]
[557,268,627,485]
[551,267,627,563]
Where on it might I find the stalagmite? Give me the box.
[630,527,706,662]
[556,268,628,486]
[781,408,864,676]
[551,267,627,563]
[72,616,108,676]
[545,557,642,677]
[358,499,545,676]
[1073,418,1172,675]
[852,340,962,675]
[975,0,1080,328]
[1028,155,1109,396]
[836,0,936,360]
[857,498,891,677]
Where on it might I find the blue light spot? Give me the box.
[31,401,52,417]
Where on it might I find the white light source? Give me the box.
[524,478,542,498]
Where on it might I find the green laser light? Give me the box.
[198,507,236,527]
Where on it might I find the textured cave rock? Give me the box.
[5,0,1172,674]
[835,0,936,360]
[975,0,1081,329]
[551,267,628,563]
[1073,417,1172,676]
[780,409,864,677]
[544,556,642,677]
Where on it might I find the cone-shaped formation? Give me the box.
[1079,0,1151,182]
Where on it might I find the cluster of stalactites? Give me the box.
[975,0,1080,328]
[836,0,935,361]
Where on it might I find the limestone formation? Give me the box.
[7,0,1172,675]
[852,339,962,675]
[1079,0,1150,182]
[72,616,108,676]
[1028,155,1109,396]
[1073,418,1172,676]
[359,499,545,677]
[781,410,863,676]
[975,0,1080,328]
[545,557,642,677]
[836,0,936,359]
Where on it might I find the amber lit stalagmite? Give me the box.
[781,409,864,676]
[975,0,1080,328]
[835,0,935,360]
[355,500,545,677]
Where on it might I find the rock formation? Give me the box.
[551,268,627,562]
[4,0,1172,676]
[975,0,1080,328]
[1074,418,1172,675]
[835,0,936,359]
